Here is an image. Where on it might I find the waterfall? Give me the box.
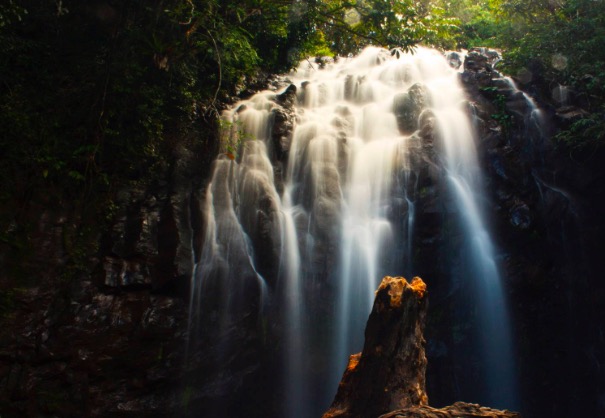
[191,47,518,415]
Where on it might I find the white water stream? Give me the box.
[192,47,518,415]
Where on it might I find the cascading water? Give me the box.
[191,46,518,415]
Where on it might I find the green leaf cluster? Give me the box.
[0,0,323,282]
[309,0,460,54]
[428,0,605,150]
[0,2,317,191]
[0,0,468,218]
[2,0,601,264]
[488,0,605,150]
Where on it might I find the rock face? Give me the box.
[324,276,429,418]
[272,83,297,161]
[410,47,605,418]
[324,277,520,418]
[2,48,604,418]
[393,83,430,134]
[0,279,188,417]
[100,138,211,294]
[0,134,211,416]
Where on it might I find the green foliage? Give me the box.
[13,0,605,291]
[219,118,252,159]
[312,0,460,54]
[181,385,194,408]
[489,0,605,149]
[0,287,25,319]
[491,108,512,128]
[486,89,513,128]
[428,0,510,48]
[0,0,305,217]
[0,1,27,28]
[555,112,605,150]
[429,0,605,149]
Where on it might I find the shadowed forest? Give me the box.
[1,1,604,418]
[1,0,603,234]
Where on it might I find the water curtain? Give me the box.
[192,47,517,415]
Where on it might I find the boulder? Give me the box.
[554,105,589,127]
[393,83,430,135]
[446,52,462,70]
[464,51,492,73]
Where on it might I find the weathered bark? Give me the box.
[324,276,429,418]
[324,276,522,418]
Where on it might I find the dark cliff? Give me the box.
[1,48,604,418]
[459,49,605,417]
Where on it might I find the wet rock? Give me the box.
[393,83,430,135]
[274,83,297,123]
[271,107,295,162]
[509,202,531,229]
[270,84,298,193]
[418,109,437,142]
[491,77,515,92]
[0,127,211,416]
[460,51,498,90]
[238,167,282,285]
[103,256,152,288]
[160,177,196,289]
[458,45,605,418]
[332,105,355,137]
[470,48,501,66]
[101,143,201,292]
[446,52,462,70]
[464,51,492,73]
[0,278,189,417]
[344,75,355,101]
[555,105,589,127]
[324,276,429,418]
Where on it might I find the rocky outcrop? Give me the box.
[3,47,604,418]
[271,84,297,164]
[269,83,297,196]
[324,276,520,418]
[101,140,207,293]
[0,128,214,416]
[0,279,188,417]
[450,47,605,418]
[393,83,430,135]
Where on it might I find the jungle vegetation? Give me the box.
[0,0,603,268]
